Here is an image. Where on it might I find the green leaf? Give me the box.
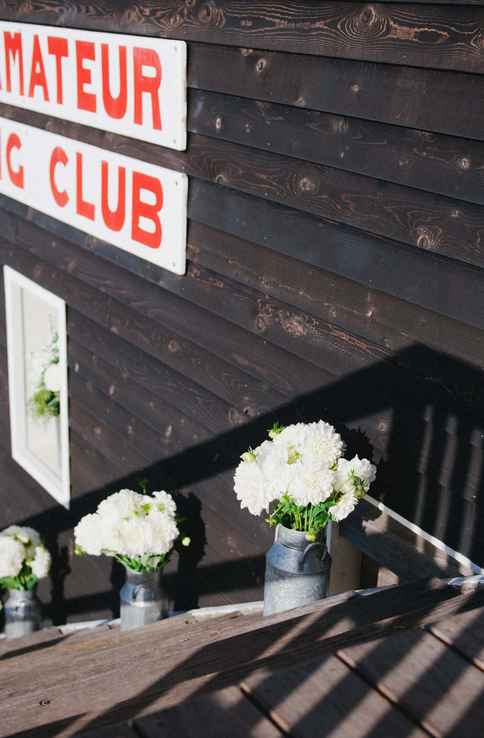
[268,422,284,439]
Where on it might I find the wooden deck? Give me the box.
[3,579,484,738]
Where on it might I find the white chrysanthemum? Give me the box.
[0,536,24,578]
[289,466,336,507]
[44,363,62,392]
[330,492,358,522]
[97,489,139,521]
[335,455,376,495]
[152,490,177,518]
[75,490,179,560]
[74,513,105,556]
[256,440,292,501]
[2,525,41,547]
[234,456,268,516]
[273,421,345,469]
[145,509,179,555]
[31,545,51,579]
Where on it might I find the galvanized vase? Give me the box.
[4,588,42,639]
[263,524,331,616]
[120,569,166,631]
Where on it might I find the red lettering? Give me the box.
[47,36,68,105]
[101,161,126,231]
[101,44,127,120]
[49,146,69,207]
[4,32,24,95]
[76,40,96,113]
[6,133,24,188]
[133,48,162,131]
[75,152,95,220]
[28,35,49,101]
[131,172,163,248]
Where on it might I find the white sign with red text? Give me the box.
[0,22,187,150]
[0,117,188,274]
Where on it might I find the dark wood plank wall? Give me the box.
[0,1,483,622]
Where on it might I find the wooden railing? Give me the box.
[1,574,484,738]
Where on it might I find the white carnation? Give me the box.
[330,491,358,522]
[31,545,51,579]
[0,535,25,578]
[43,363,62,393]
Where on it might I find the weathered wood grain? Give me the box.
[1,577,484,737]
[9,216,484,481]
[1,1,483,74]
[430,608,484,673]
[0,101,482,269]
[188,221,484,371]
[339,628,484,737]
[190,90,484,206]
[188,181,484,332]
[189,44,484,142]
[135,687,285,738]
[4,201,484,428]
[243,656,428,738]
[80,724,138,738]
[0,239,271,429]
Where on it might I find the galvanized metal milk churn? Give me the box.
[120,569,167,631]
[4,588,42,638]
[263,524,331,616]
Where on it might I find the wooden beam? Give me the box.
[2,576,484,737]
[0,2,483,74]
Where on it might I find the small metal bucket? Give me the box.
[4,588,42,639]
[263,524,331,616]
[120,569,167,631]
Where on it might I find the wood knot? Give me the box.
[168,339,180,353]
[197,2,224,26]
[416,226,441,251]
[228,407,245,426]
[458,157,471,171]
[361,5,377,25]
[215,116,223,131]
[299,176,316,193]
[350,83,360,94]
[256,58,267,73]
[255,314,269,333]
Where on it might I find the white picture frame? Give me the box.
[4,266,70,507]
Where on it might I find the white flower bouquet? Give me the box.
[74,489,187,572]
[234,421,376,539]
[30,330,61,419]
[0,526,51,590]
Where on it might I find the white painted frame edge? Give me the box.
[4,266,70,508]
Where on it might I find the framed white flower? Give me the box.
[4,267,70,507]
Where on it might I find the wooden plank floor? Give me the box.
[4,606,484,738]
